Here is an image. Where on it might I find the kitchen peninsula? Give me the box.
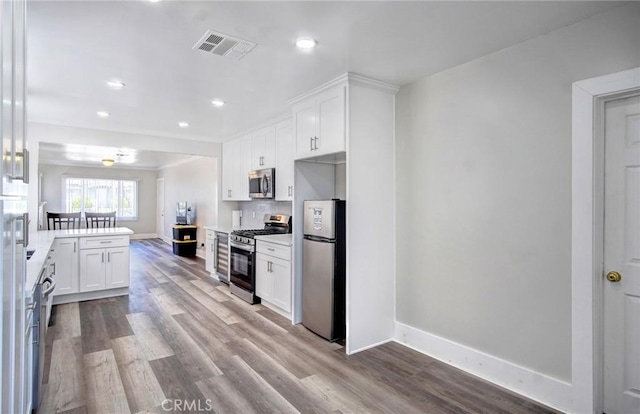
[27,227,134,304]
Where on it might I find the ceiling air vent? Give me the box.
[193,30,257,60]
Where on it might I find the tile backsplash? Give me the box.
[237,200,292,229]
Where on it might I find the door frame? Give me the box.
[156,177,165,241]
[571,67,640,414]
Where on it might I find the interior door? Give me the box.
[156,178,165,239]
[603,94,640,414]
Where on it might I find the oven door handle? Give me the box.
[229,240,254,252]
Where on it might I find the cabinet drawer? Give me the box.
[79,235,129,250]
[256,241,291,261]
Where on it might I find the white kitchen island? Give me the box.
[27,227,134,304]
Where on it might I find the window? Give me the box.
[63,177,138,219]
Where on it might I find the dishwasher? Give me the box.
[32,264,56,409]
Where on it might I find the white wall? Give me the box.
[395,2,640,384]
[38,163,158,234]
[158,157,218,256]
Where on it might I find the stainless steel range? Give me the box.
[229,214,291,304]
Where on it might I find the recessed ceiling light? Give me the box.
[96,111,110,118]
[178,122,189,128]
[106,80,125,90]
[211,99,225,107]
[295,38,317,49]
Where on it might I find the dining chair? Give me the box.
[47,212,81,230]
[85,212,117,228]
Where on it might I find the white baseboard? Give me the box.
[260,300,292,322]
[130,233,159,240]
[394,322,572,413]
[53,287,129,305]
[160,235,172,245]
[347,338,394,355]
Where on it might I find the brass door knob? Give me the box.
[606,271,622,283]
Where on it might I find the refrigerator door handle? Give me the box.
[304,235,336,243]
[16,212,29,247]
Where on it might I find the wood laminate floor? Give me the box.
[38,239,559,414]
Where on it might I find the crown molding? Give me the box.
[287,72,400,106]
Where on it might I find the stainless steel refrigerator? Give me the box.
[302,199,346,341]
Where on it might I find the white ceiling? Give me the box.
[38,142,198,170]
[28,1,623,143]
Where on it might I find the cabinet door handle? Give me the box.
[268,261,272,272]
[228,189,232,198]
[310,137,314,151]
[288,185,292,197]
[16,213,29,247]
[314,136,318,150]
[108,252,111,262]
[74,241,76,253]
[51,262,56,275]
[102,252,105,263]
[8,149,29,184]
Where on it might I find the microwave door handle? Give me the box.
[262,175,268,197]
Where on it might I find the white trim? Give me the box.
[347,338,393,355]
[130,233,158,240]
[41,160,160,171]
[157,155,204,171]
[394,322,571,413]
[160,235,172,245]
[287,72,399,105]
[346,73,400,95]
[571,67,640,414]
[223,113,292,143]
[52,287,129,305]
[260,300,292,322]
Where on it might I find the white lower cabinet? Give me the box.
[205,230,216,274]
[80,246,129,292]
[105,247,130,289]
[51,237,79,295]
[255,240,292,315]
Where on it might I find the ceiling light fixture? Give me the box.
[106,80,125,90]
[102,158,115,167]
[211,99,225,107]
[178,122,189,128]
[96,111,110,118]
[295,38,317,49]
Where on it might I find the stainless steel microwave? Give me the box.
[249,168,275,199]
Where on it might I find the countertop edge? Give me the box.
[254,234,293,247]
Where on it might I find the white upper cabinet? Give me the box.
[275,119,293,201]
[251,126,276,170]
[222,135,252,201]
[293,84,346,160]
[221,141,234,201]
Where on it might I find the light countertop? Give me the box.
[26,227,134,294]
[254,233,293,247]
[203,225,233,234]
